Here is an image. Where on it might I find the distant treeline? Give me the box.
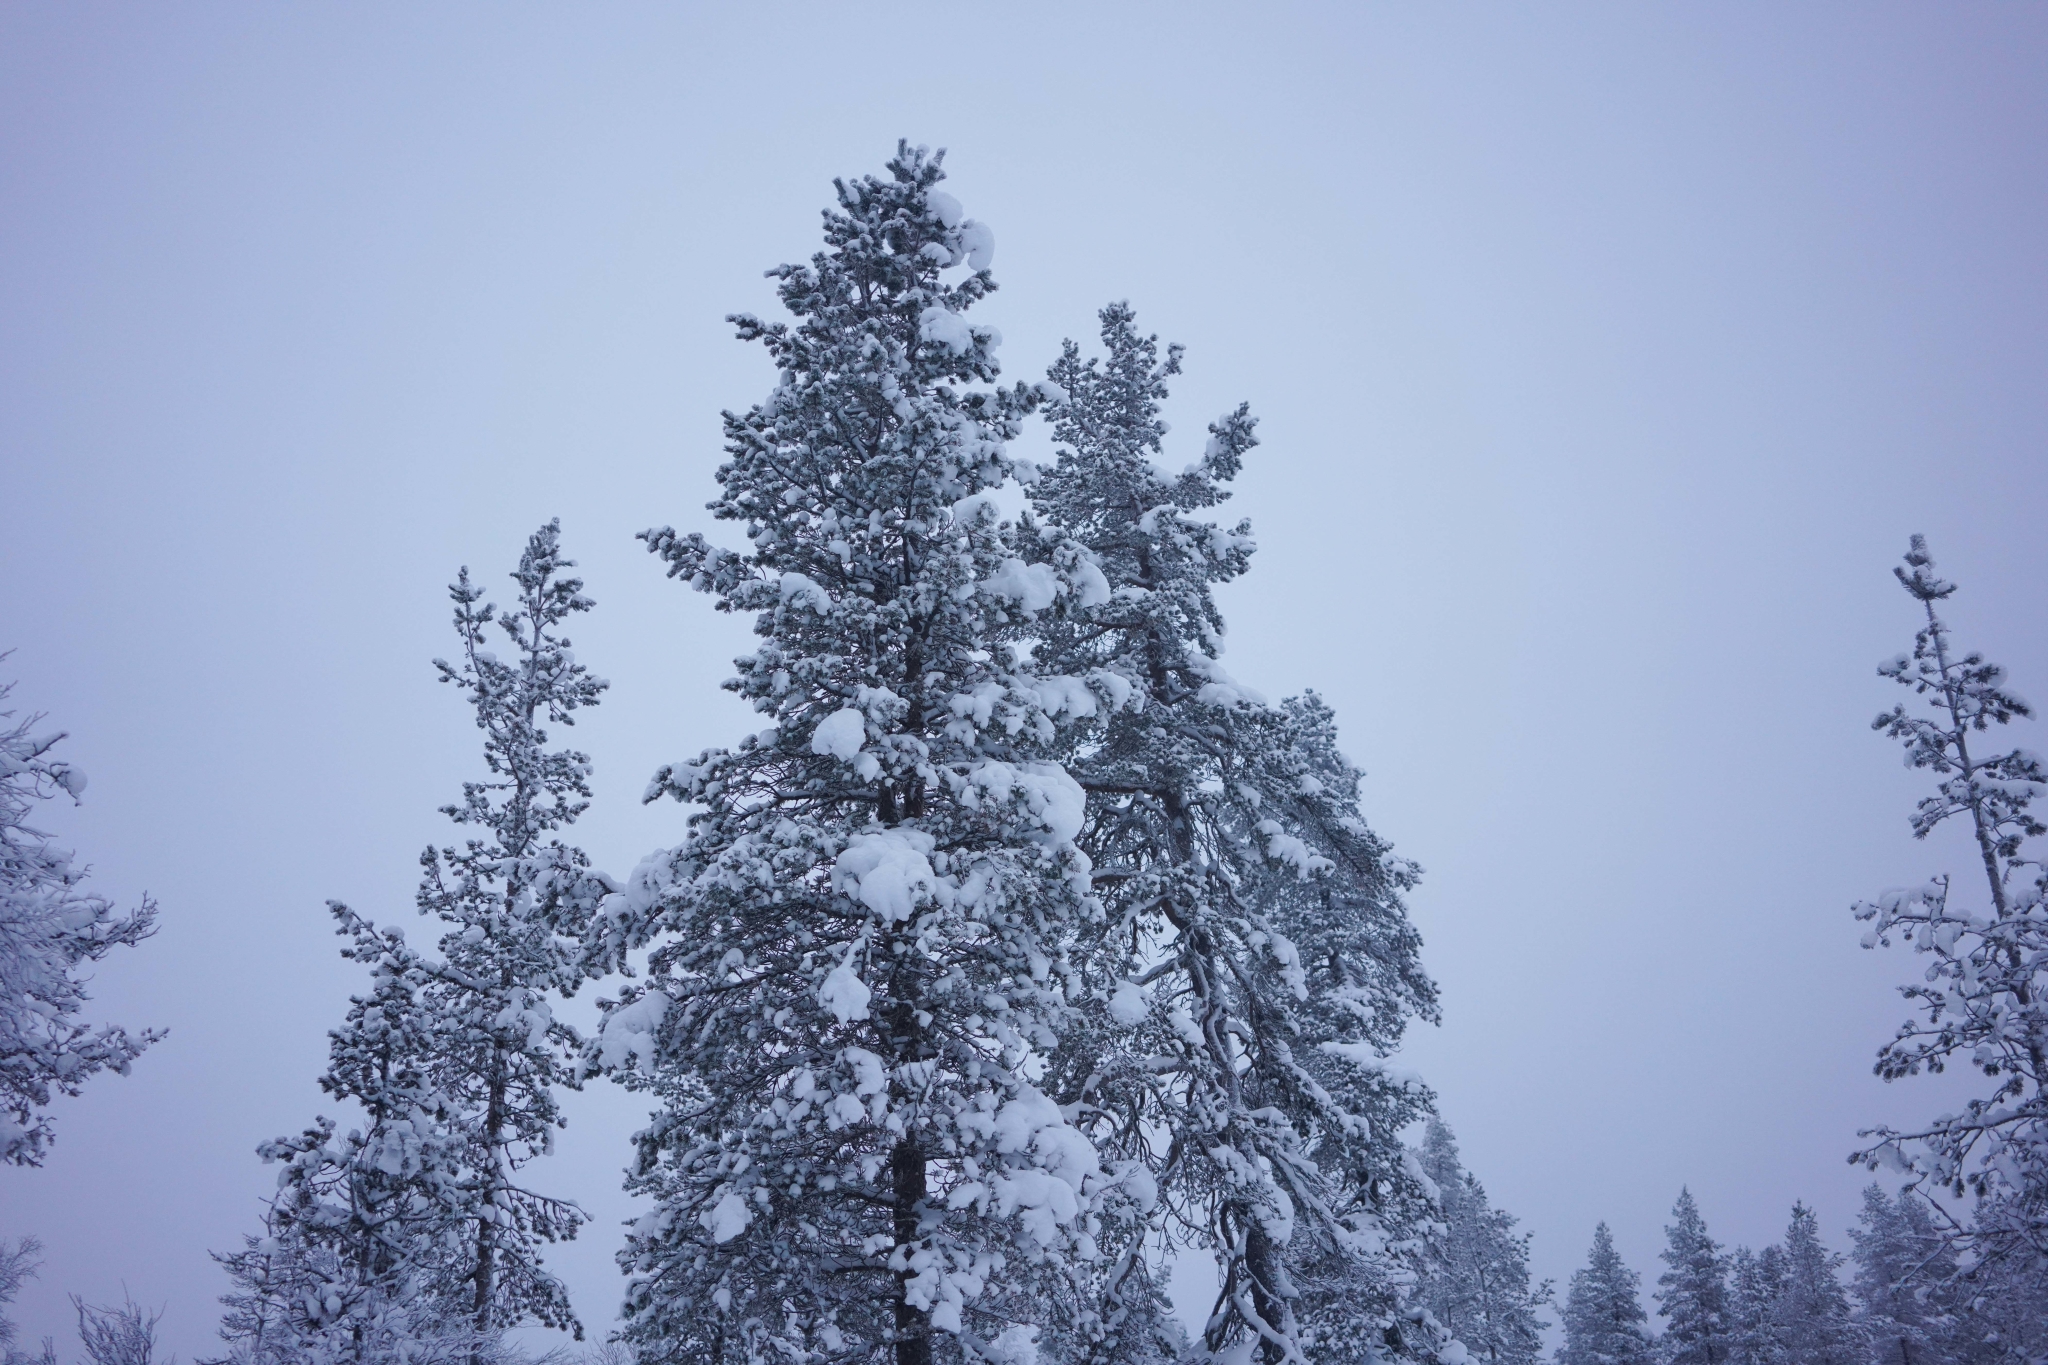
[1421,1128,2048,1365]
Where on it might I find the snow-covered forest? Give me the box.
[7,139,2047,1363]
[5,9,2047,1365]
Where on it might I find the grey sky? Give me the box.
[3,4,2045,1358]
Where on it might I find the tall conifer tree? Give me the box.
[1847,1185,1963,1365]
[588,145,1115,1365]
[1851,538,2048,1259]
[1655,1190,1729,1365]
[1724,1245,1785,1365]
[1026,304,1440,1364]
[215,524,605,1365]
[1558,1224,1655,1365]
[1774,1205,1861,1365]
[1410,1121,1548,1365]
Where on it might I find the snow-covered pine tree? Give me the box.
[1952,1196,2048,1365]
[0,677,161,1166]
[214,910,482,1365]
[1655,1190,1730,1365]
[586,145,1115,1365]
[409,521,606,1339]
[1774,1205,1861,1365]
[214,524,606,1365]
[1724,1246,1785,1365]
[1557,1224,1655,1365]
[1026,303,1440,1365]
[1847,1185,1965,1365]
[1850,537,2048,1260]
[1410,1121,1548,1365]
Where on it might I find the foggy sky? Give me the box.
[3,5,2046,1358]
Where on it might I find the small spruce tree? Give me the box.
[1410,1120,1549,1365]
[1774,1204,1861,1365]
[1558,1224,1655,1365]
[1655,1189,1730,1365]
[1847,1185,1963,1365]
[1723,1245,1785,1365]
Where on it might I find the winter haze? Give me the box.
[3,4,2046,1360]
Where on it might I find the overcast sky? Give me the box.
[4,5,2047,1359]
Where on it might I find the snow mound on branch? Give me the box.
[819,1048,890,1130]
[843,1046,888,1096]
[964,761,1085,844]
[921,191,995,270]
[1029,675,1099,719]
[957,221,995,271]
[979,558,1059,612]
[1256,820,1333,878]
[597,991,669,1069]
[995,1089,1101,1193]
[997,1172,1086,1246]
[988,1086,1063,1154]
[951,491,1000,527]
[1111,1158,1159,1214]
[701,1189,752,1244]
[818,954,871,1024]
[986,1325,1039,1364]
[810,707,867,761]
[1319,1041,1427,1090]
[920,305,976,356]
[954,1084,1103,1247]
[779,573,832,613]
[1107,980,1148,1025]
[1184,651,1267,709]
[1069,556,1110,607]
[833,829,938,925]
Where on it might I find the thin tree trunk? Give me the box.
[470,1022,510,1365]
[891,1136,932,1365]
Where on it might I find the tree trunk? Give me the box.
[470,1014,511,1365]
[891,1136,932,1365]
[1245,1217,1295,1365]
